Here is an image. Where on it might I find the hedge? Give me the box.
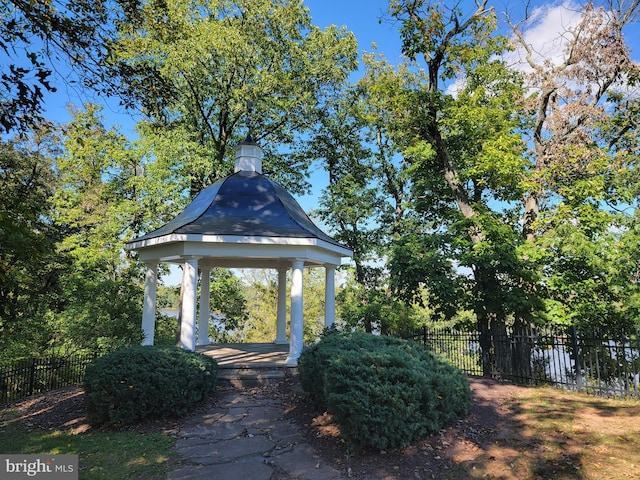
[298,330,471,450]
[83,345,217,426]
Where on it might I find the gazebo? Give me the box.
[125,136,352,364]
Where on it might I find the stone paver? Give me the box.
[168,389,345,480]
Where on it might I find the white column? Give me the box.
[141,260,158,346]
[286,259,304,364]
[325,264,336,328]
[197,266,211,346]
[275,267,288,344]
[180,257,199,351]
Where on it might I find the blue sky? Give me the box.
[305,0,402,63]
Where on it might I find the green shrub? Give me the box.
[83,345,217,426]
[298,329,406,409]
[298,330,471,451]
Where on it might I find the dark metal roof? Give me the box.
[128,171,344,248]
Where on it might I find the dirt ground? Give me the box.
[2,376,638,480]
[281,375,530,479]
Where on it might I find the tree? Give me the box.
[104,0,358,343]
[307,81,382,289]
[300,269,329,342]
[304,54,425,333]
[380,0,640,375]
[104,0,358,197]
[50,104,145,354]
[0,130,67,361]
[242,269,279,342]
[508,1,640,331]
[0,0,141,134]
[512,1,639,242]
[207,268,249,341]
[240,268,335,343]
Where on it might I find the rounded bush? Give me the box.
[298,330,471,451]
[83,345,218,426]
[298,329,407,409]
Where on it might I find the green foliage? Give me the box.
[108,0,358,196]
[300,269,330,343]
[208,268,249,334]
[298,327,354,407]
[0,0,133,133]
[337,273,418,336]
[83,346,217,426]
[314,1,640,369]
[47,105,148,356]
[54,274,144,354]
[241,269,278,342]
[298,330,471,451]
[542,206,640,331]
[3,0,640,378]
[240,268,332,344]
[154,312,178,346]
[157,285,180,310]
[52,104,143,260]
[389,232,464,319]
[0,134,69,361]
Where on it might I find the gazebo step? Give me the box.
[217,366,298,388]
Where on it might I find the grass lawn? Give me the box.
[0,422,175,479]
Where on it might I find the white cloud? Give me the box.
[505,1,584,73]
[445,75,467,97]
[446,2,585,96]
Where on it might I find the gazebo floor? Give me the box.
[196,343,295,387]
[196,342,292,368]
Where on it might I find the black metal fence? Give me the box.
[4,327,640,402]
[1,354,97,404]
[403,325,640,398]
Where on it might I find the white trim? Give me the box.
[275,267,288,344]
[325,264,336,327]
[126,233,352,257]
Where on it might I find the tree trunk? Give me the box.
[478,316,491,377]
[511,318,533,382]
[473,265,496,377]
[490,319,510,379]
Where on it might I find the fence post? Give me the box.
[422,325,427,346]
[570,326,583,391]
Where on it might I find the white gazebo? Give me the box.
[125,136,352,364]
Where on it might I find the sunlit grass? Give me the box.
[0,422,176,480]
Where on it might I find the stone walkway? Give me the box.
[168,385,345,480]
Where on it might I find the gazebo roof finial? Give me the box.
[235,104,262,173]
